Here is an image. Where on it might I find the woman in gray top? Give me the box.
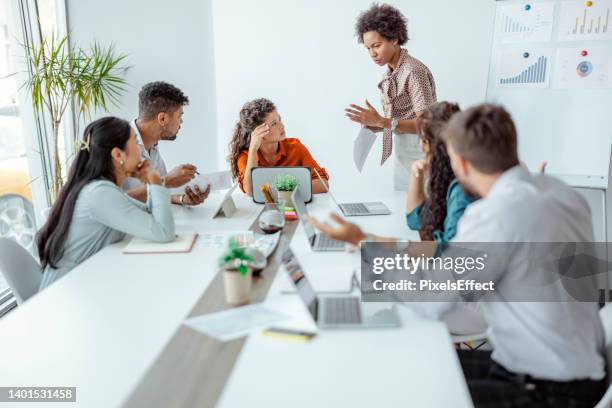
[37,117,175,290]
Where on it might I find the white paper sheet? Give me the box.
[123,233,197,254]
[183,304,291,341]
[197,231,254,249]
[552,46,612,89]
[558,0,612,42]
[496,48,553,89]
[497,2,554,44]
[172,170,233,194]
[353,127,377,172]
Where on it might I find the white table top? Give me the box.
[0,190,472,408]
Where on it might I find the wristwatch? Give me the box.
[390,118,399,134]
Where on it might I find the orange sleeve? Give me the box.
[296,140,329,181]
[236,151,249,193]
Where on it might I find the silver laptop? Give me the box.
[293,193,346,252]
[281,248,400,329]
[313,169,391,216]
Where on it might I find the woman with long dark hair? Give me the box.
[228,98,329,196]
[37,117,175,289]
[406,101,474,255]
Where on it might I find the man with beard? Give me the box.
[307,104,606,407]
[124,81,209,206]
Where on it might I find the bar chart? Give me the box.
[500,56,549,84]
[499,3,555,43]
[497,49,553,88]
[503,15,533,34]
[559,0,612,40]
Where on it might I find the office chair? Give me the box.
[0,237,41,304]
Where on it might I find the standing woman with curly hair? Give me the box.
[406,102,475,256]
[228,98,329,196]
[347,3,437,190]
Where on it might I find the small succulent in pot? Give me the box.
[219,238,254,305]
[273,174,299,207]
[273,174,299,192]
[219,238,253,275]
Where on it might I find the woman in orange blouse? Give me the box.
[228,98,329,196]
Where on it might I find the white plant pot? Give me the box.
[277,190,295,207]
[222,268,253,305]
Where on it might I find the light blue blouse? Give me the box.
[406,179,474,255]
[39,180,175,289]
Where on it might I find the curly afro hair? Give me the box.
[138,81,189,121]
[355,3,409,45]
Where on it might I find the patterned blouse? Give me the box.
[378,49,437,164]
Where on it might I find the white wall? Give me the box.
[66,0,218,173]
[212,0,496,193]
[63,0,612,244]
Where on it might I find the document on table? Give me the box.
[197,231,254,249]
[123,233,198,254]
[172,170,233,193]
[353,127,377,172]
[183,304,291,341]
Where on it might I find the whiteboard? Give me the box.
[487,0,612,189]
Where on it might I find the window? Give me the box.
[0,0,61,313]
[0,0,37,298]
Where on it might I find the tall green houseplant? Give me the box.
[23,33,129,201]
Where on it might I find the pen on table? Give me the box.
[262,327,317,342]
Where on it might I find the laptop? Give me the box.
[281,248,400,329]
[293,192,346,252]
[313,169,391,216]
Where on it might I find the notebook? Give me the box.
[123,233,198,254]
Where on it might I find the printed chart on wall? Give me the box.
[559,0,612,41]
[497,48,553,88]
[487,0,612,187]
[498,2,555,43]
[553,46,612,88]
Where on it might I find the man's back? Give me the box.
[454,166,605,381]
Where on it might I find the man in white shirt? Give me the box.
[123,81,210,206]
[307,104,606,407]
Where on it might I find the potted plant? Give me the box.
[22,33,129,201]
[218,238,254,305]
[272,174,299,207]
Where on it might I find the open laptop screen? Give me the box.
[292,194,316,245]
[281,248,318,319]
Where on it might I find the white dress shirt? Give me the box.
[122,119,168,191]
[412,166,606,381]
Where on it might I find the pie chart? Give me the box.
[577,60,593,77]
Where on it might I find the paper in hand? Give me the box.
[353,127,377,172]
[172,170,233,194]
[204,170,233,191]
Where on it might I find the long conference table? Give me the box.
[0,190,473,408]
